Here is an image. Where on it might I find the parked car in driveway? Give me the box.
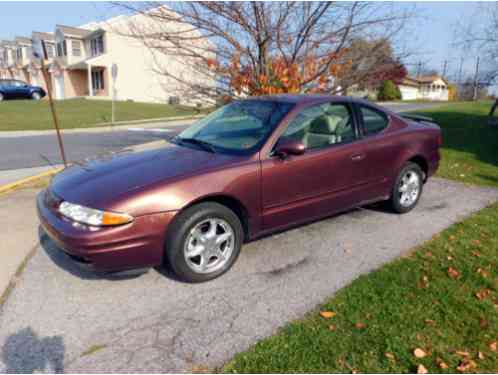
[0,79,46,101]
[37,95,441,282]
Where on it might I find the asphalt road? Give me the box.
[0,102,441,171]
[1,178,497,373]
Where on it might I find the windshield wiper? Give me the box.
[174,137,217,153]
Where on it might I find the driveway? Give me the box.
[1,178,497,373]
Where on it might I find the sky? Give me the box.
[0,1,483,80]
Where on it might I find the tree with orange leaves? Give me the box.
[120,2,413,100]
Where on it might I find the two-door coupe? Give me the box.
[37,95,441,282]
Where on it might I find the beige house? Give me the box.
[399,75,449,101]
[0,8,214,104]
[0,41,18,79]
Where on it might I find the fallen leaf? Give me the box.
[476,289,491,300]
[385,352,395,360]
[414,348,427,358]
[417,364,428,374]
[320,311,336,319]
[355,322,366,329]
[448,267,460,279]
[447,255,453,261]
[457,359,477,372]
[449,235,456,241]
[439,361,449,369]
[456,351,470,357]
[480,318,488,329]
[425,319,436,326]
[473,239,481,245]
[328,324,336,331]
[471,251,481,257]
[489,341,497,352]
[477,268,489,278]
[478,351,485,360]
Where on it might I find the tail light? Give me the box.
[437,133,443,147]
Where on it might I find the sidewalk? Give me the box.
[0,165,62,186]
[0,188,40,302]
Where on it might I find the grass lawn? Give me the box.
[224,101,498,373]
[0,98,202,131]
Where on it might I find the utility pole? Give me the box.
[473,56,480,101]
[442,60,448,78]
[416,61,422,78]
[457,57,464,84]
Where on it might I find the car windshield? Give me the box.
[173,100,294,155]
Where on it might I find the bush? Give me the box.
[377,80,401,101]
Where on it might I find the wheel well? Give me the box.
[408,155,428,181]
[185,195,250,241]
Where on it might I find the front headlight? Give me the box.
[58,201,133,227]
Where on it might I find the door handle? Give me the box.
[351,154,365,161]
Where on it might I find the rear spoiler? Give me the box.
[400,114,436,124]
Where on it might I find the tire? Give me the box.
[165,202,244,283]
[389,162,424,214]
[31,92,41,100]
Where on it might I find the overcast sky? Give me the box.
[0,1,483,80]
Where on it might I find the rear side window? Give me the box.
[359,105,389,136]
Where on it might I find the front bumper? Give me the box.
[37,190,177,272]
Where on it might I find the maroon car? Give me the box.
[37,95,441,282]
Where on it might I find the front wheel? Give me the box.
[31,92,42,100]
[389,162,424,213]
[165,202,243,283]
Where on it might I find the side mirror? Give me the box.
[274,139,305,158]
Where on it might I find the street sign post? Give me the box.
[32,34,67,167]
[111,63,118,124]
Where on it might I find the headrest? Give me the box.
[308,115,342,134]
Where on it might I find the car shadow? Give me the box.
[1,327,64,373]
[38,226,148,282]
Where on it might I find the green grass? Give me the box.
[223,101,498,373]
[0,98,202,131]
[411,101,498,189]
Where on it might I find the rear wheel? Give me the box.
[389,162,423,213]
[31,92,41,100]
[165,202,243,283]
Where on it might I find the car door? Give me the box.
[260,100,366,231]
[1,80,16,99]
[13,81,30,98]
[354,103,399,199]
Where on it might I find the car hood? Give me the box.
[50,143,241,211]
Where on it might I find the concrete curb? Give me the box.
[0,114,203,138]
[0,168,63,196]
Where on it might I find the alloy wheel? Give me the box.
[183,218,235,274]
[398,170,420,207]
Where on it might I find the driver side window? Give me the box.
[280,103,355,150]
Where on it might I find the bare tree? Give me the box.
[114,2,414,100]
[455,3,498,111]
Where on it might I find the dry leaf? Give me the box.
[477,268,489,278]
[319,311,336,319]
[417,364,428,374]
[385,352,395,360]
[476,289,491,300]
[478,351,485,360]
[448,267,460,279]
[489,341,497,352]
[449,235,456,241]
[447,255,453,261]
[439,361,449,369]
[355,322,366,329]
[457,359,477,372]
[425,319,436,326]
[473,239,481,245]
[328,324,336,331]
[480,318,488,329]
[456,351,470,357]
[414,348,427,358]
[471,251,481,257]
